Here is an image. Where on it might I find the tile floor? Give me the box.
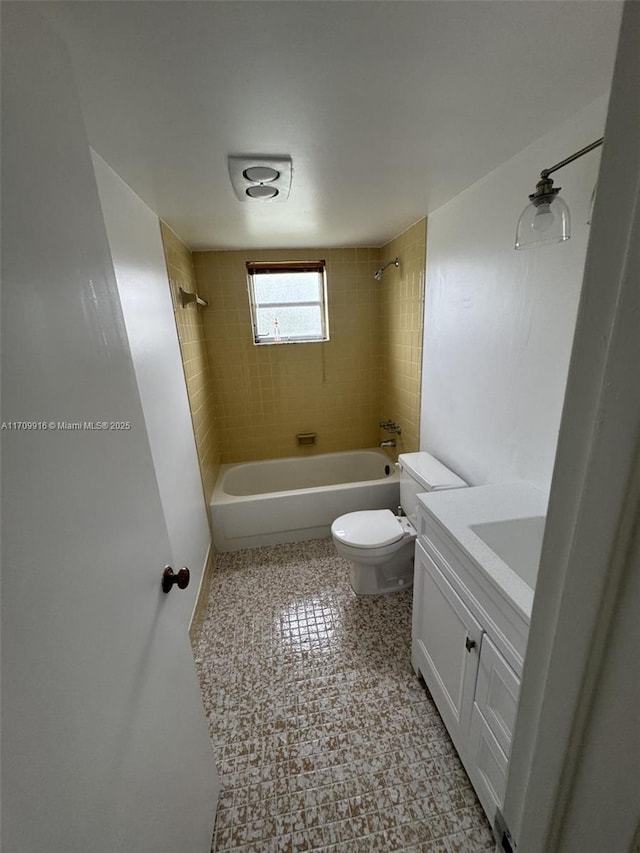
[193,538,494,853]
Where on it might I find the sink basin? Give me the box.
[470,516,546,588]
[418,483,548,617]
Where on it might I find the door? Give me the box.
[1,6,218,851]
[412,541,483,759]
[91,151,211,612]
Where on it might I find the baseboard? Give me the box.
[189,542,215,645]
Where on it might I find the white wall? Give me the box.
[420,96,608,492]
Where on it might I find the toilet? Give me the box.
[331,452,467,595]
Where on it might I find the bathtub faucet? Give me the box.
[379,439,396,448]
[379,420,402,435]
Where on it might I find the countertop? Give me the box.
[417,482,548,620]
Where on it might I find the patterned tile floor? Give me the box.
[193,538,494,853]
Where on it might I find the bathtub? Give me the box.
[210,448,400,551]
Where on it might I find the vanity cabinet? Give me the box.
[412,501,531,828]
[412,541,482,757]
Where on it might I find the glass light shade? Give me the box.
[515,195,571,249]
[587,182,597,225]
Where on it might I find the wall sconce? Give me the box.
[515,137,603,250]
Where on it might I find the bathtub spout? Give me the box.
[379,439,396,448]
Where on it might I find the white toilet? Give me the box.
[331,452,467,595]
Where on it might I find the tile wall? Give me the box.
[379,219,426,456]
[162,219,426,490]
[193,248,383,463]
[160,222,221,500]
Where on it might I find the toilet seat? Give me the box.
[331,452,466,595]
[331,509,414,550]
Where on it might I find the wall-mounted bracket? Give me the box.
[179,286,208,308]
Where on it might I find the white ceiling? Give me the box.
[42,1,622,251]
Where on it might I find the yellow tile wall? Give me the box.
[160,222,221,500]
[379,218,427,456]
[193,248,383,463]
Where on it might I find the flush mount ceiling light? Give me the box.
[515,137,603,250]
[243,166,279,183]
[228,155,292,202]
[246,184,279,200]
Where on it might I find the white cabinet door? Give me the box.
[469,703,509,826]
[475,633,520,757]
[2,7,218,851]
[412,541,483,758]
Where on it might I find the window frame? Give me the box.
[246,260,330,345]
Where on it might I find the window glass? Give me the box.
[253,272,321,305]
[247,261,329,345]
[255,305,323,341]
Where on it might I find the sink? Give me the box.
[470,516,546,588]
[418,483,548,617]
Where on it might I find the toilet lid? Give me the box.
[332,509,403,548]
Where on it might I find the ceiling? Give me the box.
[42,1,622,251]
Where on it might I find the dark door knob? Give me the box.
[465,636,477,652]
[162,566,190,593]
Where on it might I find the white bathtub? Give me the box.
[210,448,400,552]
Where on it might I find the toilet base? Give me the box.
[347,543,415,595]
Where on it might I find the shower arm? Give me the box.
[374,258,400,280]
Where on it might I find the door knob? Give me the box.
[162,566,190,593]
[465,637,477,652]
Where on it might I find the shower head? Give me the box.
[374,258,400,280]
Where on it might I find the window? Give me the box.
[246,260,329,345]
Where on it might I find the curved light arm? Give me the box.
[541,137,604,179]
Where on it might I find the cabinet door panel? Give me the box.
[475,633,520,756]
[469,703,508,826]
[412,541,483,756]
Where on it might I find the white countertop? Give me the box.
[417,482,548,620]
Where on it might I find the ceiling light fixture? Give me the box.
[243,166,279,183]
[515,137,603,250]
[246,185,279,200]
[228,155,292,202]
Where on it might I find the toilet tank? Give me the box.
[399,452,467,525]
